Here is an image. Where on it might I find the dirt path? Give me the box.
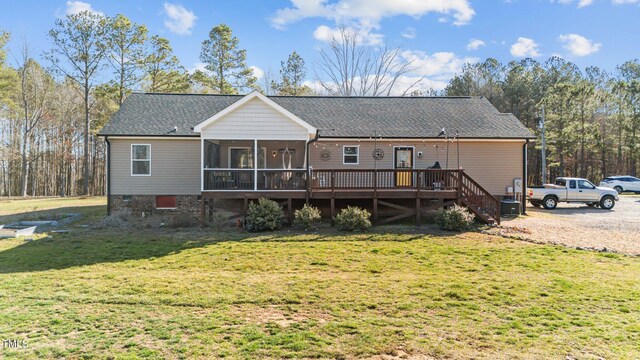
[500,195,640,255]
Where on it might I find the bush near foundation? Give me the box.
[245,198,284,232]
[435,204,475,231]
[293,204,322,230]
[334,206,372,232]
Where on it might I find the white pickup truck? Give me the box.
[527,177,619,210]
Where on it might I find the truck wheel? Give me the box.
[600,195,615,210]
[614,186,623,194]
[543,196,558,210]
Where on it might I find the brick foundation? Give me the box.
[110,195,201,217]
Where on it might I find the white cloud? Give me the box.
[510,37,540,57]
[65,1,103,16]
[163,2,197,35]
[270,0,476,29]
[466,39,485,51]
[558,33,601,56]
[250,66,265,80]
[400,50,478,80]
[188,62,208,74]
[612,0,640,4]
[401,27,416,39]
[556,0,640,6]
[555,0,593,7]
[313,25,384,45]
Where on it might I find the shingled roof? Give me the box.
[99,92,534,139]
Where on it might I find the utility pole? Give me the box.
[539,106,547,184]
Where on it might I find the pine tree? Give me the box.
[199,24,256,94]
[273,51,312,95]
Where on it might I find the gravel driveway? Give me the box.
[501,195,640,255]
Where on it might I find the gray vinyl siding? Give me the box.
[110,138,200,195]
[200,98,311,140]
[309,140,525,195]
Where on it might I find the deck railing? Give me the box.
[203,169,307,191]
[202,168,500,224]
[203,169,255,190]
[309,169,461,191]
[257,170,307,190]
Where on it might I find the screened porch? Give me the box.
[202,139,308,191]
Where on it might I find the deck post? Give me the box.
[253,139,258,191]
[415,198,421,225]
[373,198,378,222]
[457,170,463,205]
[330,197,336,218]
[288,198,293,223]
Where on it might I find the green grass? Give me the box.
[0,199,639,359]
[0,196,106,224]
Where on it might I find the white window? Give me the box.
[131,144,151,176]
[343,145,359,164]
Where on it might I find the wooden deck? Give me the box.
[201,169,500,225]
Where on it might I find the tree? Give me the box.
[273,51,312,95]
[199,24,256,94]
[0,29,17,105]
[142,35,190,93]
[45,11,109,195]
[445,58,505,105]
[15,48,55,196]
[315,27,421,96]
[616,60,640,176]
[106,14,148,104]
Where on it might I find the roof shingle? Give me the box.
[98,93,534,139]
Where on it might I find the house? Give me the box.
[98,91,535,225]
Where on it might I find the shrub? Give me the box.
[168,212,198,228]
[293,204,322,230]
[334,206,372,232]
[245,198,284,232]
[434,204,475,231]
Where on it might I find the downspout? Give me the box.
[105,136,111,216]
[306,130,320,203]
[522,140,528,215]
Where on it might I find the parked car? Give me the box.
[599,176,640,194]
[527,177,619,210]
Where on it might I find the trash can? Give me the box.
[501,199,521,216]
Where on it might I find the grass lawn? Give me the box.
[0,196,106,223]
[0,198,639,359]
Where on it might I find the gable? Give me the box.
[195,92,316,140]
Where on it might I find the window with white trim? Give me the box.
[131,144,151,176]
[343,145,359,164]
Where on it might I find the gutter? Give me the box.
[105,136,111,215]
[523,140,528,215]
[306,130,320,203]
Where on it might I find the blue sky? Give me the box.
[1,0,638,92]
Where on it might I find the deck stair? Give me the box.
[456,171,500,225]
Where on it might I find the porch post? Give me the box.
[254,139,258,191]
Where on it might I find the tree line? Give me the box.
[444,57,640,184]
[0,12,314,197]
[1,13,638,197]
